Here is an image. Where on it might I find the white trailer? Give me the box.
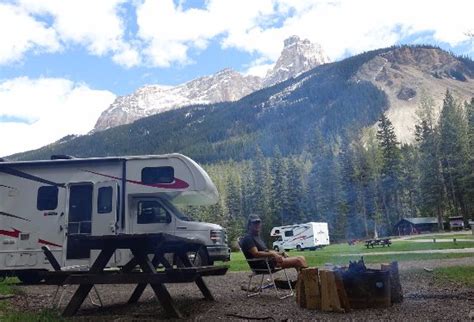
[270,222,330,251]
[0,154,229,283]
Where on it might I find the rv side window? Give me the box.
[37,186,58,210]
[142,167,174,184]
[284,230,293,237]
[97,187,113,213]
[137,200,171,224]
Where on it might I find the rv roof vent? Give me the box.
[50,154,75,160]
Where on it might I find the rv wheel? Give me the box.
[296,244,302,251]
[189,247,210,267]
[17,271,44,284]
[273,246,280,252]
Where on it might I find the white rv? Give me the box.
[0,154,229,283]
[270,222,330,251]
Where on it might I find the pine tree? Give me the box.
[376,113,402,231]
[307,128,326,221]
[438,90,470,221]
[285,157,304,224]
[399,144,420,217]
[269,147,288,225]
[464,98,474,217]
[415,95,446,229]
[339,137,363,239]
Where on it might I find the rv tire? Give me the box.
[296,244,302,251]
[189,247,210,267]
[273,246,280,252]
[17,271,44,284]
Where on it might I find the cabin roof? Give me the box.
[399,217,438,225]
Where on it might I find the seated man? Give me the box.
[240,214,307,272]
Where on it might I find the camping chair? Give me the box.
[41,246,103,308]
[238,240,294,299]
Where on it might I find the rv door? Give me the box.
[92,181,118,236]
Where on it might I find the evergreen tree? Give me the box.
[285,156,304,224]
[339,137,363,239]
[376,113,402,231]
[438,90,470,221]
[307,128,326,220]
[399,144,420,218]
[352,128,381,237]
[415,95,446,229]
[311,140,344,240]
[464,98,474,217]
[269,147,288,225]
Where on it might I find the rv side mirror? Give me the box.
[165,212,171,224]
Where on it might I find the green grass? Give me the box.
[433,266,474,286]
[0,278,62,322]
[0,278,16,295]
[228,241,474,271]
[408,233,474,240]
[1,310,62,322]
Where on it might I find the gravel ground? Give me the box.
[10,257,474,321]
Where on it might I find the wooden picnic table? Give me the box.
[40,233,228,318]
[364,238,392,248]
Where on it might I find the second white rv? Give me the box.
[0,153,229,283]
[270,222,330,251]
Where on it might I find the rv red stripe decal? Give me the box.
[0,211,31,222]
[0,228,21,238]
[83,170,190,189]
[38,239,62,248]
[0,167,65,187]
[0,228,62,247]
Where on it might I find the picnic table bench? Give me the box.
[40,233,228,318]
[364,238,392,248]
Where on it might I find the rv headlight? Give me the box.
[210,229,223,244]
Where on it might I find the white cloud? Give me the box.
[0,0,140,67]
[0,3,60,64]
[0,77,116,157]
[135,0,474,69]
[2,0,472,70]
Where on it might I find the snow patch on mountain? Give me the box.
[93,36,329,132]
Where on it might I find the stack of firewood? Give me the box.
[296,268,350,312]
[296,260,403,312]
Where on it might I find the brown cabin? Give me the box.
[393,217,440,236]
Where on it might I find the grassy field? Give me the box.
[408,233,474,240]
[433,266,474,286]
[228,240,474,271]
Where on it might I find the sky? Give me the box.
[0,0,473,157]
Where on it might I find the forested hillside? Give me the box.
[189,92,473,246]
[10,46,474,245]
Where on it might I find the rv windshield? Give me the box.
[161,199,191,221]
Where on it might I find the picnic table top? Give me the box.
[365,238,392,242]
[75,233,204,252]
[40,265,229,285]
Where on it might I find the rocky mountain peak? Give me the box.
[93,35,330,132]
[263,35,330,87]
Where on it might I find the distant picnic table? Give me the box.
[364,238,392,248]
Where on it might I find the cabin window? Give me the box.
[37,186,59,210]
[97,187,113,213]
[137,200,171,224]
[284,230,294,237]
[141,167,174,184]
